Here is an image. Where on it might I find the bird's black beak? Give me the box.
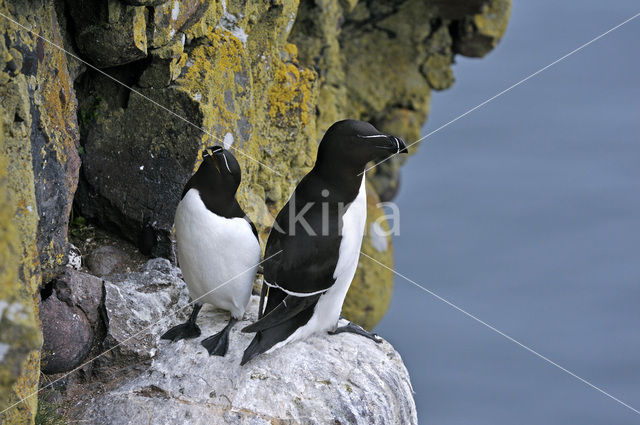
[203,146,224,173]
[389,135,408,154]
[357,134,409,154]
[375,135,408,154]
[204,145,224,156]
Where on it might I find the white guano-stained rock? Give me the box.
[82,259,417,424]
[103,258,190,359]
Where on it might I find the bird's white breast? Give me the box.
[174,189,261,318]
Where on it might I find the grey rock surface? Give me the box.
[103,258,190,359]
[67,0,149,68]
[74,82,203,258]
[87,245,130,277]
[79,259,417,424]
[54,268,104,326]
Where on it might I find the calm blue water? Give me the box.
[375,2,640,424]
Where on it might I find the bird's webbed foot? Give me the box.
[328,320,382,343]
[201,317,238,356]
[161,303,202,342]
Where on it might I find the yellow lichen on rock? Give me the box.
[132,6,148,53]
[172,26,254,179]
[474,0,512,45]
[283,42,298,58]
[268,60,315,127]
[453,0,512,58]
[1,3,82,421]
[178,27,247,137]
[0,37,43,424]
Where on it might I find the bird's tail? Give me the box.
[240,313,308,365]
[240,329,276,365]
[240,293,321,365]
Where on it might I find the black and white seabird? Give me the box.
[161,146,261,356]
[240,119,408,365]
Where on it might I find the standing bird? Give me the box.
[241,120,408,365]
[161,146,261,357]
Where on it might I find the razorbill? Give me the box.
[241,119,407,365]
[161,146,261,357]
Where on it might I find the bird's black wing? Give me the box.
[252,198,341,320]
[263,197,343,296]
[241,230,339,365]
[243,293,322,333]
[242,180,346,365]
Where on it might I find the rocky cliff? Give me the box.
[0,0,510,423]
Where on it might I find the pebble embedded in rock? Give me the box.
[67,243,82,270]
[86,245,129,277]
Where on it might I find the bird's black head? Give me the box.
[316,120,408,173]
[182,146,242,201]
[201,145,242,188]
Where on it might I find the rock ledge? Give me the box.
[80,259,417,424]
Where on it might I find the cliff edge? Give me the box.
[73,259,417,424]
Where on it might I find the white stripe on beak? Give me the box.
[222,152,232,173]
[357,134,388,139]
